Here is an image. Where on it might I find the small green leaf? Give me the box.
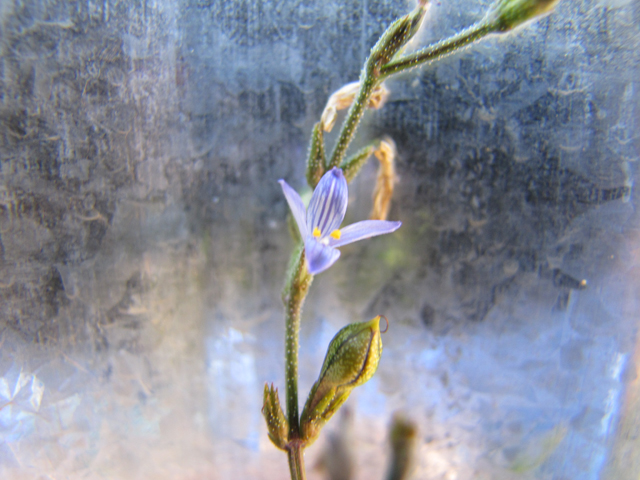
[262,383,289,450]
[340,144,375,183]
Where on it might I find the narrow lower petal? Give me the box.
[307,167,348,236]
[279,179,309,239]
[305,237,341,275]
[329,220,402,248]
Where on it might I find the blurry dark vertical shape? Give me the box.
[386,414,419,480]
[314,408,356,480]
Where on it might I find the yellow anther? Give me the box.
[330,229,341,240]
[313,227,322,238]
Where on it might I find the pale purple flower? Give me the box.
[279,167,402,275]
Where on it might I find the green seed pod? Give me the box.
[300,315,387,445]
[262,383,289,450]
[487,0,561,32]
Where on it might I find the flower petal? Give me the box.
[305,237,341,275]
[328,220,402,248]
[307,167,348,237]
[279,179,308,239]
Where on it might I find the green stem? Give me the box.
[327,2,428,172]
[380,20,499,79]
[328,63,379,169]
[287,442,307,480]
[283,245,313,441]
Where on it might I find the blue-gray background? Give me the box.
[0,0,638,478]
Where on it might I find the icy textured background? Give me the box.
[0,0,639,479]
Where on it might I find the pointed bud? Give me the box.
[262,383,289,450]
[487,0,561,32]
[306,122,326,188]
[369,2,429,72]
[300,316,386,444]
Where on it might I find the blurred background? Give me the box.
[0,0,638,478]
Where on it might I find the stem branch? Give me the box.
[380,21,499,79]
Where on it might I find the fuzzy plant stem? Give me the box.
[328,63,379,170]
[287,442,307,480]
[380,20,499,79]
[283,245,313,479]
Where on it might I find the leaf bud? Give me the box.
[368,2,430,72]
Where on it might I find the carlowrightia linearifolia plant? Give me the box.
[263,0,560,478]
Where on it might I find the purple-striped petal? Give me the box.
[279,179,309,239]
[305,237,341,275]
[329,220,402,248]
[306,167,348,237]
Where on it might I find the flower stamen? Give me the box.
[330,229,341,240]
[313,227,322,238]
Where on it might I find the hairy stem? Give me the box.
[380,21,498,79]
[287,442,307,480]
[328,64,379,170]
[284,245,313,441]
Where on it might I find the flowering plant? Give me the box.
[262,0,560,478]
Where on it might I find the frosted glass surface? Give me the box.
[0,0,638,479]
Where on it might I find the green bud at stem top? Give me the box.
[300,315,386,445]
[487,0,561,32]
[368,2,430,74]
